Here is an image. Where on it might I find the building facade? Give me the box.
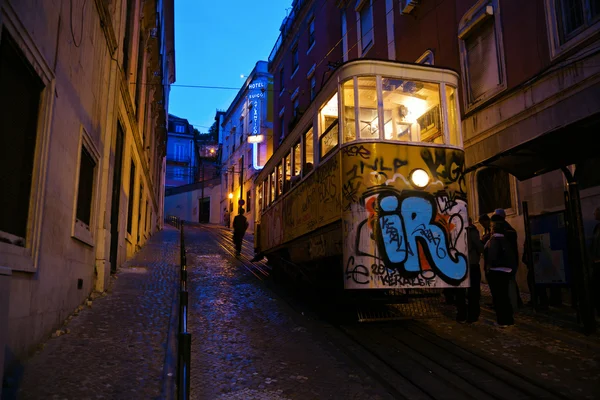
[220,61,273,233]
[268,0,600,325]
[165,113,199,188]
[0,0,175,369]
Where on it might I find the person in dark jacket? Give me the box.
[232,208,249,256]
[455,217,484,323]
[479,214,491,245]
[494,209,523,309]
[485,217,517,327]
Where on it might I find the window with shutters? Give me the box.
[544,0,600,58]
[458,0,506,109]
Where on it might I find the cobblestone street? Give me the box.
[184,226,393,400]
[3,224,599,400]
[2,227,181,400]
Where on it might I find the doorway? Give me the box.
[199,197,210,223]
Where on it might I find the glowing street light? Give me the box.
[228,193,234,199]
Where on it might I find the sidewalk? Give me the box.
[2,227,181,400]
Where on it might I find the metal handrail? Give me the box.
[177,220,191,400]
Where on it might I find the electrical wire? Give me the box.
[69,0,87,48]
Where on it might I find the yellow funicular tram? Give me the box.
[255,59,469,305]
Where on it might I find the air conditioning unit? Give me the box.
[400,0,419,15]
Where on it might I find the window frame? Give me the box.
[473,167,518,217]
[0,14,56,273]
[458,0,507,111]
[544,0,600,59]
[279,67,285,95]
[71,127,101,247]
[356,0,374,56]
[291,44,299,75]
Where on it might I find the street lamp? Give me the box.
[228,192,234,199]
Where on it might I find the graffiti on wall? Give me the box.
[342,143,469,289]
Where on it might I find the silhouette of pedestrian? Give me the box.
[232,208,248,256]
[456,217,484,323]
[485,216,517,327]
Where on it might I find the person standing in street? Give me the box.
[485,216,517,327]
[494,208,523,309]
[224,208,231,229]
[479,214,491,245]
[456,217,484,323]
[232,208,249,256]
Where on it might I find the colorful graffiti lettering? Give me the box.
[372,190,467,285]
[342,143,469,289]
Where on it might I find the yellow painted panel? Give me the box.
[341,143,470,289]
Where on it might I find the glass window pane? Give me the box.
[284,152,291,192]
[319,93,338,159]
[293,141,301,175]
[320,120,339,158]
[270,171,275,204]
[342,79,356,143]
[320,93,338,132]
[360,3,373,51]
[304,127,314,174]
[276,163,283,197]
[556,0,585,43]
[466,18,500,100]
[357,77,378,139]
[445,85,460,146]
[381,77,442,144]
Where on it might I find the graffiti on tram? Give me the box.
[342,144,469,289]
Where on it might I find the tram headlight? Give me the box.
[410,168,430,188]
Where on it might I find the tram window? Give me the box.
[283,152,291,192]
[276,163,283,198]
[304,127,314,175]
[258,182,263,211]
[357,77,378,139]
[342,79,356,143]
[381,77,442,144]
[320,120,339,158]
[382,77,411,142]
[270,170,275,205]
[446,85,461,146]
[291,140,301,187]
[319,94,338,159]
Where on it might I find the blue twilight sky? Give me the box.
[169,0,291,132]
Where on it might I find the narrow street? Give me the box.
[4,224,599,399]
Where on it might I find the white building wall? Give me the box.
[0,0,173,366]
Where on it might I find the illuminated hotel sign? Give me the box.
[249,80,265,169]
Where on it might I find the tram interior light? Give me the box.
[398,96,427,123]
[410,168,430,188]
